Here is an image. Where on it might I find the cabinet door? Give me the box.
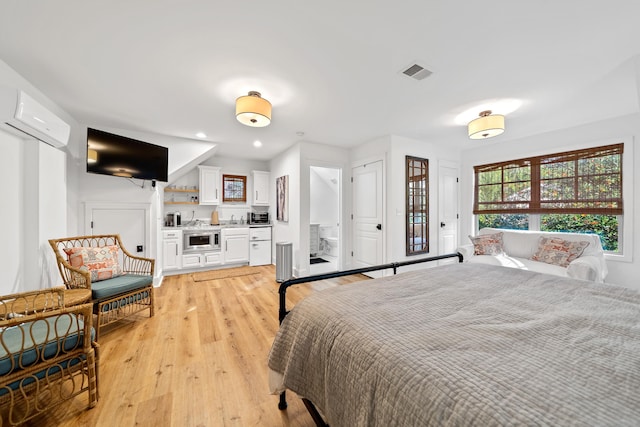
[224,234,249,264]
[199,166,221,205]
[249,240,271,266]
[182,253,203,268]
[203,252,222,266]
[163,239,181,270]
[252,171,270,205]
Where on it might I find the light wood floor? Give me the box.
[25,265,368,427]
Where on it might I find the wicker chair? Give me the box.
[0,288,98,425]
[48,234,155,340]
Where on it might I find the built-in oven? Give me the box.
[183,229,221,253]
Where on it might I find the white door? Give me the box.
[86,203,149,257]
[438,163,459,264]
[352,160,383,272]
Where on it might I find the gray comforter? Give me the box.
[268,263,640,426]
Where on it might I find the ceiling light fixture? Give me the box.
[253,140,262,147]
[468,110,505,140]
[87,149,98,164]
[236,91,272,127]
[196,132,207,139]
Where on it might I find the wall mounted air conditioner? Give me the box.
[0,87,70,148]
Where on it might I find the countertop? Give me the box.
[163,222,272,231]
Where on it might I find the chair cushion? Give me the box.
[0,314,91,377]
[91,274,153,300]
[63,245,123,282]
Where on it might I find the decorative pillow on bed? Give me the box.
[63,245,123,282]
[468,232,504,255]
[530,237,590,267]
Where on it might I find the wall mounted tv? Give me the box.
[86,128,168,182]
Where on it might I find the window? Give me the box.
[222,174,247,202]
[406,156,429,255]
[474,144,624,253]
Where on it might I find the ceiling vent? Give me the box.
[401,63,433,81]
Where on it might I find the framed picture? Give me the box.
[276,175,289,222]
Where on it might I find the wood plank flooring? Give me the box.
[25,265,368,427]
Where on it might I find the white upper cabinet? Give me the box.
[252,170,270,206]
[199,166,221,205]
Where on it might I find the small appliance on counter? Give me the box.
[211,210,219,225]
[249,211,269,224]
[165,212,181,227]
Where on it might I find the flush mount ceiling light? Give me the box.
[236,91,272,127]
[468,110,505,140]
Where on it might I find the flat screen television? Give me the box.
[86,128,168,182]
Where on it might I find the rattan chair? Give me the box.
[48,234,155,339]
[0,288,98,425]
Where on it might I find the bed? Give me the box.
[268,259,640,426]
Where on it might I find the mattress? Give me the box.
[268,263,640,426]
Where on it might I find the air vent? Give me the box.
[401,63,433,81]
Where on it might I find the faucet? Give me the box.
[230,214,235,224]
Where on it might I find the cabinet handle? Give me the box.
[175,246,178,256]
[216,189,218,199]
[226,241,228,251]
[256,191,258,200]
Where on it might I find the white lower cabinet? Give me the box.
[203,252,222,266]
[222,228,249,264]
[182,253,203,268]
[163,230,183,271]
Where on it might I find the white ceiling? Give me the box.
[1,1,639,161]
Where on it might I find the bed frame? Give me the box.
[276,252,463,426]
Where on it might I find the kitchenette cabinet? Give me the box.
[249,226,271,266]
[162,230,183,271]
[222,227,249,264]
[251,170,270,206]
[198,165,221,205]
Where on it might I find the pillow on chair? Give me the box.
[469,232,504,256]
[63,246,123,282]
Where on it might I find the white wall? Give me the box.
[0,129,24,294]
[310,167,339,226]
[460,113,639,290]
[387,136,461,264]
[0,60,75,293]
[270,144,301,273]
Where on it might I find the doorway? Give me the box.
[309,166,341,275]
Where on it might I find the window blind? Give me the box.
[473,143,623,215]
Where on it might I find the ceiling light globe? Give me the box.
[236,91,272,127]
[468,111,505,140]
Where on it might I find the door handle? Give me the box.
[376,224,382,230]
[440,222,446,228]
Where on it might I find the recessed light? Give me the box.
[253,140,262,147]
[196,132,207,139]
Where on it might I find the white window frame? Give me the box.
[475,137,633,263]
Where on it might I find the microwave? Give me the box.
[183,229,221,253]
[249,212,269,224]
